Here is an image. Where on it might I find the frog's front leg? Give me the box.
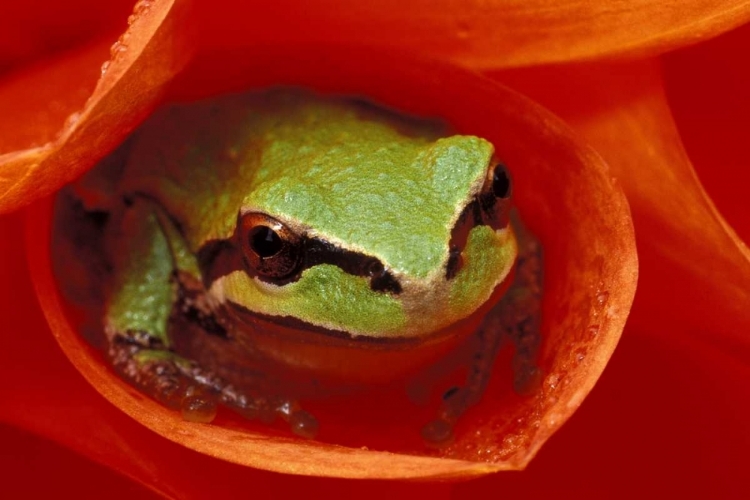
[103,198,220,422]
[103,199,319,436]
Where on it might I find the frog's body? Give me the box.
[65,90,517,440]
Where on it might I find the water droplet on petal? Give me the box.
[64,112,81,129]
[546,373,560,390]
[181,395,217,423]
[290,410,319,439]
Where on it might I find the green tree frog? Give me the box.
[56,89,523,444]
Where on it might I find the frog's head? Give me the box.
[202,96,517,343]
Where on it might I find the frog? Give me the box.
[54,89,526,445]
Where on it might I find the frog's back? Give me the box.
[114,90,446,252]
[87,90,492,280]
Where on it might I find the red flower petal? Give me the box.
[491,59,750,359]
[22,48,636,481]
[455,328,750,497]
[0,0,191,214]
[0,424,158,499]
[664,22,750,246]
[191,0,750,69]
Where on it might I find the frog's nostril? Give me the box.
[492,163,512,199]
[446,244,463,280]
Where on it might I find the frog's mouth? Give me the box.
[212,273,513,385]
[222,264,514,351]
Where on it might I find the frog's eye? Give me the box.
[239,212,302,280]
[491,163,512,200]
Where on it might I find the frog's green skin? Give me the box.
[77,90,517,353]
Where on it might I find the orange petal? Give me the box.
[663,22,750,246]
[23,47,637,481]
[491,59,750,358]
[0,0,192,214]
[192,1,750,69]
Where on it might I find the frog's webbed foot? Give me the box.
[420,322,505,448]
[108,335,221,422]
[108,333,319,438]
[422,220,544,448]
[169,277,320,438]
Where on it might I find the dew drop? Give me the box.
[587,324,600,338]
[546,373,560,390]
[290,410,319,439]
[64,112,81,129]
[133,0,152,16]
[596,290,610,306]
[100,60,110,76]
[110,41,127,59]
[275,400,302,422]
[181,395,217,423]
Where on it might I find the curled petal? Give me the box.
[0,0,192,214]
[193,1,750,69]
[492,60,750,358]
[664,22,750,245]
[24,47,637,481]
[455,328,750,496]
[0,0,133,72]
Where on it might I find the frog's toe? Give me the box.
[421,418,455,448]
[109,340,218,415]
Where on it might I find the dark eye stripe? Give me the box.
[197,227,402,295]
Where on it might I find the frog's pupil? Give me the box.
[492,164,511,199]
[249,226,283,258]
